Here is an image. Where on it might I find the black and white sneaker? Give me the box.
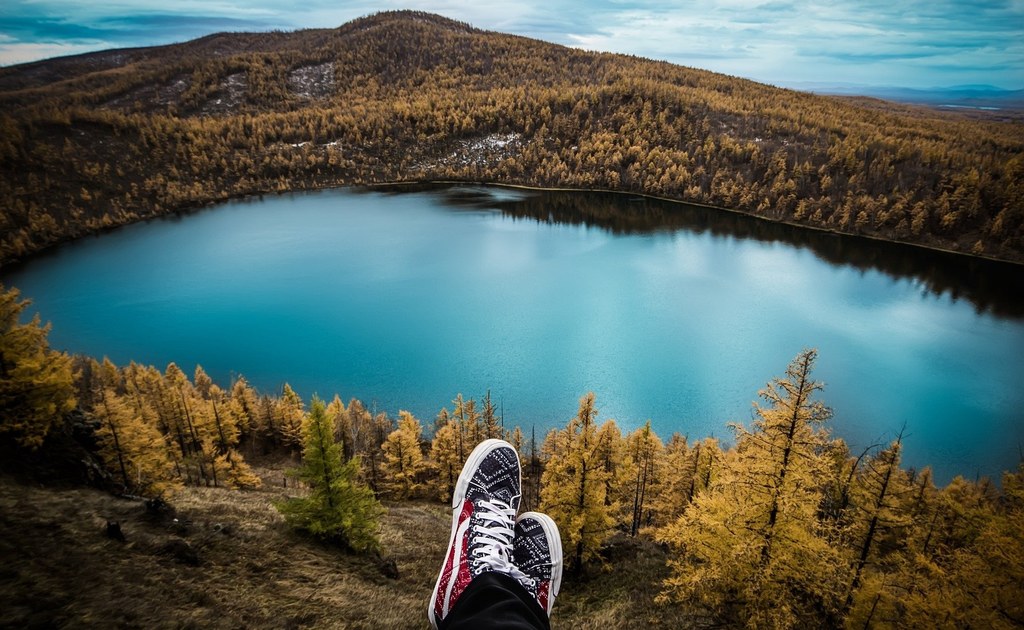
[512,511,563,616]
[428,439,523,628]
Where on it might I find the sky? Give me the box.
[1,0,1021,90]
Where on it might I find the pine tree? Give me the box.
[539,392,614,574]
[276,396,382,552]
[325,395,348,457]
[0,284,75,449]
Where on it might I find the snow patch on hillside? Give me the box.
[288,62,335,99]
[416,133,523,171]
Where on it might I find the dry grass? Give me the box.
[0,461,691,628]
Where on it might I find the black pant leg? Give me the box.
[439,571,551,630]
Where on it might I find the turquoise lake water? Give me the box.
[4,185,1023,483]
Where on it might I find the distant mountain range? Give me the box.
[791,83,1024,110]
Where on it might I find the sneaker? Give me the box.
[428,439,523,628]
[512,512,562,616]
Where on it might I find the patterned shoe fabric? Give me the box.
[428,439,523,628]
[512,511,563,616]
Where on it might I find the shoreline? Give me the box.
[4,177,1023,272]
[364,178,1024,268]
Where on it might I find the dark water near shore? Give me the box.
[4,185,1023,483]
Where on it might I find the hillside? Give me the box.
[0,10,1022,265]
[0,463,686,629]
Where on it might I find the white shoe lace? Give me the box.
[469,496,534,590]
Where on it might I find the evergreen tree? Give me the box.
[276,396,382,552]
[539,392,614,574]
[0,284,76,449]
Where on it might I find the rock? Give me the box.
[104,520,126,542]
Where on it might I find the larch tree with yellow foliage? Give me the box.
[539,392,614,574]
[841,434,912,617]
[0,284,75,449]
[658,349,846,628]
[380,411,427,499]
[430,418,461,502]
[94,384,180,496]
[622,421,662,536]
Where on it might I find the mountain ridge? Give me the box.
[1,10,1022,265]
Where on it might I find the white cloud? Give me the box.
[1,0,1020,87]
[0,41,112,65]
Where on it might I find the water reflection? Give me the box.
[368,183,1024,319]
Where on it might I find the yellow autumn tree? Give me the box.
[620,421,663,536]
[205,383,261,489]
[0,284,76,449]
[380,410,427,499]
[430,418,461,502]
[94,385,180,496]
[539,392,614,574]
[275,383,305,450]
[658,349,847,628]
[841,435,913,617]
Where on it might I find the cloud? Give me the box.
[0,0,1020,88]
[0,40,113,65]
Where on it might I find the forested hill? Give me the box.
[1,10,1022,265]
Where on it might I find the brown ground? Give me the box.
[0,460,691,629]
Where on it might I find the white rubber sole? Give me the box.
[517,511,563,614]
[428,439,521,628]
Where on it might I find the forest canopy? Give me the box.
[0,11,1022,266]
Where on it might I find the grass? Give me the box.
[0,459,697,628]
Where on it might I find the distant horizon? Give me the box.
[1,2,1021,92]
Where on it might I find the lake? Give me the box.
[3,185,1023,484]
